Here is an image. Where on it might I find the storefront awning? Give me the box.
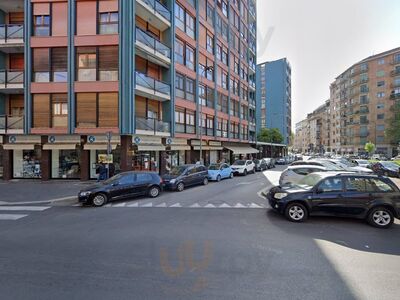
[192,146,223,151]
[43,144,77,150]
[84,144,118,150]
[169,145,191,151]
[2,144,35,150]
[137,145,166,151]
[224,145,259,154]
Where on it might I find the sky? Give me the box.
[256,0,400,127]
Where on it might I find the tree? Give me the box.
[364,141,375,156]
[385,101,400,144]
[257,128,284,144]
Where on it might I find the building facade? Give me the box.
[256,58,292,145]
[296,47,400,157]
[0,0,258,180]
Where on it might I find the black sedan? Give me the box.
[371,161,400,178]
[78,172,163,207]
[162,164,209,192]
[266,172,400,228]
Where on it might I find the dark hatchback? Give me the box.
[254,159,268,171]
[78,171,163,207]
[371,161,400,178]
[266,172,400,228]
[162,164,209,192]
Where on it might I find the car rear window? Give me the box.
[370,178,395,193]
[318,178,343,192]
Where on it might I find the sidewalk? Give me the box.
[0,180,93,205]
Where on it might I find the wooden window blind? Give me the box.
[98,93,118,127]
[33,94,50,128]
[76,93,97,127]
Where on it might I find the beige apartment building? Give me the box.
[296,47,400,157]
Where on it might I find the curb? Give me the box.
[0,196,78,206]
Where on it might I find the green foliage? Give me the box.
[364,141,375,154]
[257,128,284,143]
[385,101,400,144]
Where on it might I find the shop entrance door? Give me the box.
[132,152,158,172]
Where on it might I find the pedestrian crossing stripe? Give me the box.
[0,214,28,220]
[0,206,51,221]
[104,202,266,209]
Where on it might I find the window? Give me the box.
[175,3,185,31]
[34,15,50,36]
[175,73,185,98]
[376,70,385,77]
[206,2,214,25]
[119,174,134,185]
[186,78,194,101]
[206,34,214,54]
[136,173,153,183]
[175,108,195,134]
[33,48,50,82]
[377,92,385,98]
[186,14,195,38]
[377,103,384,109]
[376,124,385,131]
[98,46,119,81]
[377,114,384,120]
[185,46,195,70]
[99,12,118,34]
[370,179,395,193]
[52,48,68,82]
[52,94,68,128]
[377,58,385,65]
[77,48,97,81]
[76,93,118,128]
[345,177,370,192]
[377,81,385,87]
[318,178,343,192]
[175,39,184,65]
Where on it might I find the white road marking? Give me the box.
[140,202,153,207]
[249,203,263,208]
[0,214,28,220]
[170,203,182,207]
[113,203,126,207]
[156,203,167,207]
[219,203,231,208]
[127,202,139,207]
[234,203,247,208]
[0,206,50,211]
[204,204,216,208]
[190,203,201,208]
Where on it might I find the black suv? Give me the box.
[162,164,209,192]
[78,172,163,207]
[266,172,400,228]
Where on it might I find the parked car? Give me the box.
[266,172,400,228]
[290,160,344,171]
[254,159,268,171]
[162,164,209,191]
[78,171,163,207]
[264,158,276,168]
[208,163,234,181]
[391,155,400,161]
[231,160,255,176]
[279,165,327,186]
[352,159,371,168]
[314,159,373,173]
[276,157,287,165]
[370,161,400,178]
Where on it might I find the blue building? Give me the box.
[256,58,292,145]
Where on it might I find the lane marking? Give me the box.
[127,202,139,207]
[234,203,246,208]
[190,203,201,208]
[156,203,167,207]
[0,206,50,211]
[249,203,263,208]
[140,202,153,207]
[219,203,231,208]
[170,203,182,207]
[113,203,127,207]
[204,204,216,208]
[0,214,28,220]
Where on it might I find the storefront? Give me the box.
[132,135,164,173]
[222,143,259,162]
[0,136,3,178]
[2,135,42,179]
[190,140,223,166]
[165,138,191,171]
[84,135,121,180]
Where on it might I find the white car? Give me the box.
[231,160,255,176]
[326,159,373,173]
[353,159,370,168]
[279,165,327,186]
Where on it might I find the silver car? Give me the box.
[279,165,327,186]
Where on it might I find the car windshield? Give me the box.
[298,173,326,187]
[254,160,259,164]
[233,160,246,165]
[169,166,187,175]
[208,164,221,170]
[318,161,345,171]
[380,162,399,169]
[357,160,369,164]
[103,173,123,184]
[338,160,356,167]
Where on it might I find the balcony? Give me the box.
[135,71,171,101]
[248,42,256,55]
[249,62,256,73]
[391,69,400,77]
[0,115,24,134]
[0,70,24,93]
[135,0,171,31]
[0,24,24,53]
[390,82,400,88]
[135,117,170,136]
[248,80,256,90]
[390,92,400,100]
[135,27,171,68]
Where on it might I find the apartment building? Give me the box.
[0,0,258,180]
[256,58,292,145]
[332,47,400,157]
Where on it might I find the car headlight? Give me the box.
[80,191,91,197]
[274,192,288,200]
[169,179,176,184]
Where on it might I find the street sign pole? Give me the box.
[106,131,112,179]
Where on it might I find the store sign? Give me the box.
[49,136,56,143]
[209,141,222,147]
[134,136,141,144]
[88,136,96,143]
[166,138,172,145]
[98,154,113,164]
[9,135,17,143]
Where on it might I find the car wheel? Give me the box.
[176,182,185,192]
[243,169,247,176]
[367,207,394,228]
[148,186,160,198]
[216,175,221,182]
[203,177,209,185]
[92,193,108,207]
[229,172,234,179]
[284,203,308,222]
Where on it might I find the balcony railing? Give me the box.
[135,117,170,133]
[0,24,23,43]
[140,0,171,22]
[0,70,24,88]
[391,69,400,77]
[135,71,170,97]
[390,93,400,100]
[136,27,171,59]
[0,115,24,132]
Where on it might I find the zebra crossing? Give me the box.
[0,206,51,221]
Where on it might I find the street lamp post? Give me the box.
[199,66,213,164]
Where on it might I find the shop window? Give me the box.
[34,15,50,36]
[51,150,80,179]
[99,12,118,34]
[13,149,42,178]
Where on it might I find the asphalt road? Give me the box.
[0,166,399,300]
